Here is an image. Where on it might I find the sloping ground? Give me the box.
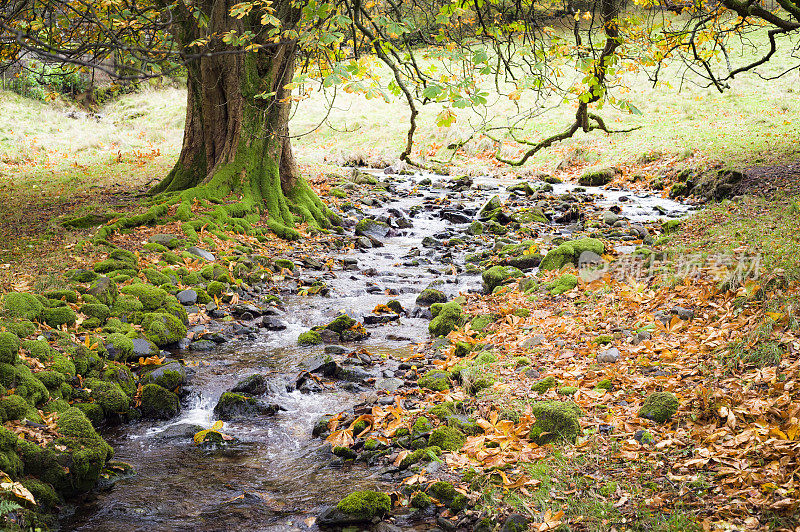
[736,164,800,198]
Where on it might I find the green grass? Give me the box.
[476,452,700,532]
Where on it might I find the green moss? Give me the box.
[336,490,391,520]
[514,356,531,367]
[66,269,98,283]
[41,306,77,328]
[103,362,136,397]
[51,353,76,378]
[84,378,129,417]
[119,284,168,311]
[81,303,111,324]
[416,288,447,306]
[110,295,144,320]
[0,394,38,422]
[55,407,113,494]
[470,315,494,333]
[206,281,225,297]
[75,402,104,426]
[532,376,557,393]
[0,319,37,338]
[297,330,322,346]
[141,312,187,347]
[105,333,134,362]
[428,402,455,420]
[21,478,61,510]
[328,187,347,199]
[34,370,65,391]
[638,392,679,423]
[595,378,613,391]
[43,289,79,303]
[418,370,450,392]
[363,438,380,451]
[352,419,369,436]
[410,491,432,509]
[428,426,465,451]
[540,237,605,271]
[145,369,182,391]
[399,446,441,467]
[139,383,179,419]
[142,268,172,286]
[546,273,578,295]
[200,264,232,283]
[593,334,614,345]
[482,265,524,293]
[325,314,355,334]
[529,400,582,444]
[429,301,463,337]
[0,332,20,364]
[0,449,23,477]
[429,481,456,501]
[475,351,497,364]
[273,258,295,271]
[412,416,432,433]
[1,292,45,321]
[558,386,578,395]
[430,303,443,317]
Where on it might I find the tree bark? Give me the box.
[151,0,336,237]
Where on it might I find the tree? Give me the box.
[1,0,798,238]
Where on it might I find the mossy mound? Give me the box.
[482,265,524,293]
[336,490,391,521]
[578,168,616,186]
[140,384,179,419]
[399,446,442,468]
[0,332,20,364]
[470,314,495,333]
[416,288,447,306]
[119,284,168,311]
[546,273,578,295]
[325,314,356,334]
[1,292,45,321]
[141,312,187,347]
[529,400,582,444]
[428,426,465,451]
[83,378,130,417]
[531,376,557,393]
[539,238,605,271]
[42,306,77,328]
[105,333,134,361]
[428,301,463,337]
[54,407,114,494]
[43,289,79,303]
[297,330,322,346]
[0,319,37,338]
[87,276,119,306]
[213,392,279,420]
[200,264,232,283]
[418,370,450,392]
[639,391,679,423]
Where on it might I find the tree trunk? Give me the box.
[151,0,336,238]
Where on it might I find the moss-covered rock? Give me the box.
[298,330,322,346]
[638,391,679,423]
[558,386,578,395]
[119,284,168,311]
[412,416,432,433]
[416,288,447,306]
[1,292,45,321]
[428,426,465,451]
[411,491,432,509]
[110,295,144,321]
[42,306,77,328]
[55,407,114,494]
[103,362,137,397]
[428,301,463,337]
[531,376,557,393]
[529,400,582,444]
[482,265,524,293]
[418,370,450,392]
[428,402,455,420]
[213,392,279,420]
[206,280,226,297]
[139,384,179,419]
[84,378,130,417]
[43,289,79,304]
[66,269,98,283]
[141,312,187,347]
[578,168,616,186]
[336,490,391,521]
[0,319,37,338]
[0,332,20,365]
[81,303,111,324]
[399,446,442,467]
[34,370,65,391]
[200,264,232,283]
[142,268,172,286]
[475,351,497,364]
[539,238,605,271]
[0,394,40,422]
[105,333,134,361]
[325,314,356,334]
[470,314,495,333]
[546,273,578,295]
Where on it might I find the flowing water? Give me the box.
[61,174,690,531]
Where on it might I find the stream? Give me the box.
[60,173,691,531]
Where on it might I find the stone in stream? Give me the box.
[213,392,281,420]
[374,377,403,392]
[260,316,287,330]
[363,314,399,325]
[231,303,262,318]
[177,289,197,306]
[482,265,524,293]
[416,288,447,306]
[440,209,472,224]
[335,365,373,383]
[186,246,215,261]
[324,345,348,355]
[231,374,289,396]
[602,211,620,226]
[355,218,392,240]
[131,337,159,358]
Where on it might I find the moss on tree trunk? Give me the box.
[146,0,337,240]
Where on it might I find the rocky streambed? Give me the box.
[55,170,690,531]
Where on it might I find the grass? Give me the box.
[475,451,701,531]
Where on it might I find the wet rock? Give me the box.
[132,337,159,358]
[324,345,348,355]
[307,355,339,376]
[231,303,262,317]
[416,288,447,306]
[144,362,187,390]
[336,365,372,383]
[525,368,541,379]
[602,211,620,225]
[375,377,404,392]
[186,247,215,261]
[363,314,399,325]
[319,329,341,343]
[440,210,472,224]
[177,289,197,306]
[190,339,216,351]
[355,218,392,240]
[597,347,620,364]
[482,265,523,293]
[213,392,281,420]
[671,306,694,320]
